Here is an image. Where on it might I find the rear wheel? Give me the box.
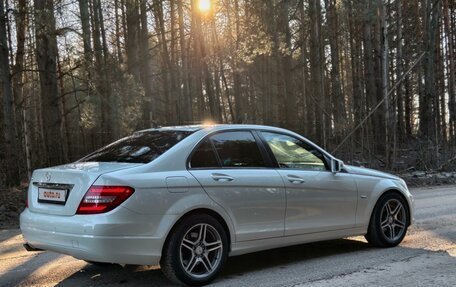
[161,214,228,286]
[365,192,409,247]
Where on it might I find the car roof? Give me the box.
[135,125,204,133]
[136,124,291,134]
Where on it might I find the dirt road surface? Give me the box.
[1,185,455,287]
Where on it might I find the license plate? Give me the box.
[38,188,68,204]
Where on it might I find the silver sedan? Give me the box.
[20,124,414,286]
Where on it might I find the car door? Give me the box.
[259,131,358,236]
[189,130,286,241]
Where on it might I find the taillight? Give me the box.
[76,186,134,214]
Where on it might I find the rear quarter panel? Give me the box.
[94,169,237,245]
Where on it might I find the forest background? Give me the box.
[0,0,455,189]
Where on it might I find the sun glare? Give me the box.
[202,120,216,126]
[198,0,211,12]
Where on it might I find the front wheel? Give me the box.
[365,192,409,247]
[161,214,228,286]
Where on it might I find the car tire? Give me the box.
[365,192,409,247]
[160,214,228,286]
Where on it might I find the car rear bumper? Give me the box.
[20,208,177,265]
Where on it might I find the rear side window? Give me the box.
[80,131,193,163]
[210,131,266,168]
[189,139,219,168]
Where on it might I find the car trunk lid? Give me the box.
[28,162,141,216]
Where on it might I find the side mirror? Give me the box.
[331,158,344,173]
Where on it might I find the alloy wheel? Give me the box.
[380,199,407,241]
[179,223,223,279]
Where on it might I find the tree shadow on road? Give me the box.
[0,249,65,287]
[0,229,22,245]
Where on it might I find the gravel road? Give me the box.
[1,185,455,287]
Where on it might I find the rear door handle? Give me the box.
[287,175,305,184]
[211,173,234,182]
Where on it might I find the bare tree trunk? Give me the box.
[0,0,19,184]
[153,0,173,123]
[279,0,297,130]
[114,0,123,63]
[436,17,445,141]
[77,0,94,146]
[299,0,308,133]
[396,0,405,141]
[91,0,115,143]
[347,0,364,144]
[125,0,140,80]
[34,0,64,166]
[403,0,416,138]
[78,0,92,63]
[232,0,243,123]
[139,0,154,127]
[90,0,104,145]
[99,0,117,139]
[309,0,325,146]
[57,55,69,162]
[220,60,235,122]
[12,0,28,178]
[325,0,345,138]
[170,0,181,124]
[210,18,227,123]
[363,0,379,153]
[380,1,393,167]
[420,0,439,139]
[177,0,192,123]
[443,0,456,141]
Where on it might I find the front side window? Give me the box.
[261,132,327,171]
[80,130,193,163]
[210,131,266,168]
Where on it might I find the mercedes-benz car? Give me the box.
[20,124,414,285]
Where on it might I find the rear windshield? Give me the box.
[79,130,193,163]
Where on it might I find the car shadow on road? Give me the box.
[5,235,454,287]
[218,238,372,280]
[56,263,173,287]
[52,238,372,287]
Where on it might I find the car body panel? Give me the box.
[349,172,414,227]
[20,207,173,265]
[189,169,286,241]
[20,124,414,266]
[230,226,367,256]
[344,165,401,180]
[275,169,358,235]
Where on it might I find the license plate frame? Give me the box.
[38,187,68,205]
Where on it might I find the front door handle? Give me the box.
[211,173,234,182]
[287,175,305,184]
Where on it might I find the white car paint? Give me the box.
[20,124,414,266]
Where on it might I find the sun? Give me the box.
[198,0,211,12]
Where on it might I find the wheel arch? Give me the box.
[161,208,233,257]
[369,189,412,228]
